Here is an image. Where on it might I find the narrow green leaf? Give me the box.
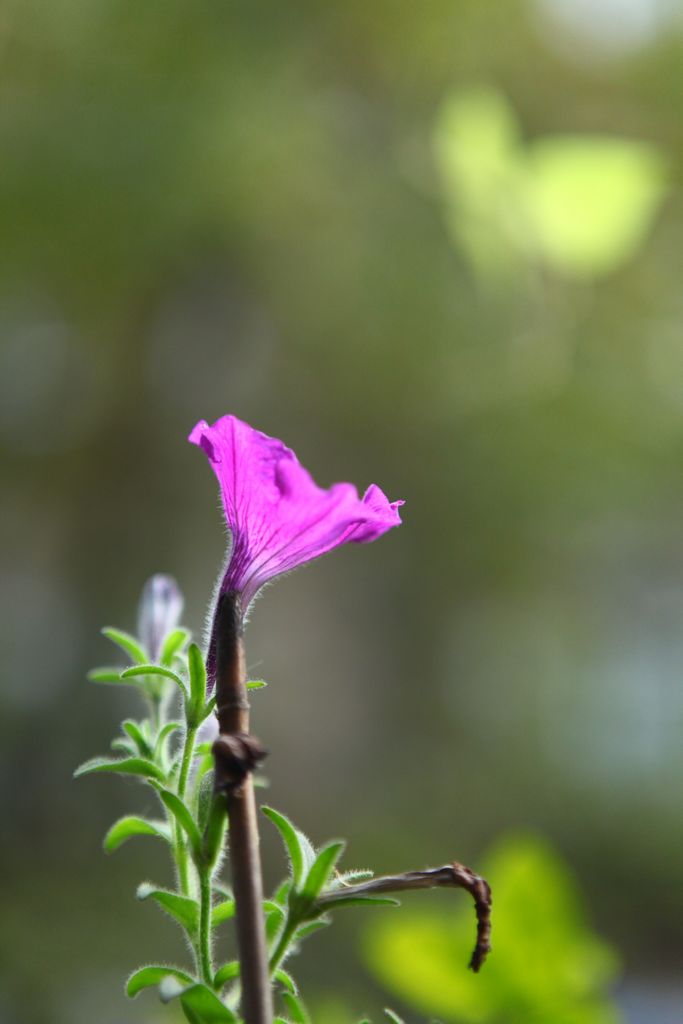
[103,815,170,853]
[274,967,298,994]
[158,789,202,860]
[193,749,214,790]
[74,756,164,782]
[181,990,237,1023]
[273,880,292,906]
[137,882,199,934]
[102,627,147,664]
[111,737,137,756]
[160,628,191,665]
[384,1011,406,1024]
[213,961,239,988]
[294,917,331,942]
[122,720,153,757]
[197,771,215,833]
[301,841,346,903]
[154,721,182,762]
[262,807,316,888]
[319,894,400,911]
[159,978,237,1021]
[120,664,188,699]
[281,991,310,1024]
[247,679,267,690]
[332,868,374,887]
[187,643,207,722]
[265,901,286,944]
[88,666,139,685]
[126,965,193,998]
[211,899,236,927]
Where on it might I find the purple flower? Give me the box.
[189,414,403,687]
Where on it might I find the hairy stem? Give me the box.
[198,867,213,984]
[268,918,297,976]
[317,862,493,972]
[175,724,197,897]
[213,592,272,1024]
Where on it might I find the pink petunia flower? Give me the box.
[189,414,403,689]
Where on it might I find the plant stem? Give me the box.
[178,725,197,798]
[268,918,297,976]
[198,866,214,985]
[175,724,197,896]
[214,592,273,1024]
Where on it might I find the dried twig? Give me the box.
[319,861,492,972]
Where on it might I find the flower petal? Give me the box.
[190,415,403,688]
[190,415,403,606]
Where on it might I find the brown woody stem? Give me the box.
[213,592,273,1024]
[319,861,492,972]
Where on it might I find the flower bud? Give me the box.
[137,574,184,662]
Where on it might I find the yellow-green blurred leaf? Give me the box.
[434,87,667,282]
[526,136,667,278]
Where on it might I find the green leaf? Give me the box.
[197,771,215,833]
[88,666,140,685]
[157,789,202,861]
[211,899,236,927]
[120,663,188,700]
[122,719,153,757]
[274,967,298,994]
[110,737,137,756]
[384,1011,405,1024]
[103,815,170,853]
[247,679,268,690]
[159,978,237,1021]
[193,749,215,791]
[201,800,227,871]
[281,991,310,1024]
[187,642,207,723]
[160,627,191,665]
[102,626,148,664]
[262,806,316,889]
[320,894,400,911]
[137,882,199,934]
[214,961,239,988]
[331,868,374,887]
[293,917,331,942]
[126,965,193,998]
[265,900,286,944]
[273,880,292,906]
[74,756,164,782]
[301,841,346,904]
[154,721,182,762]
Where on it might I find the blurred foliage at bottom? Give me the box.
[362,836,620,1024]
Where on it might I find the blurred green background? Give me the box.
[1,1,682,1021]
